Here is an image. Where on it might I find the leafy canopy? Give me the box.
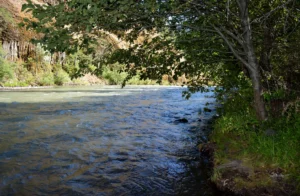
[22,0,300,101]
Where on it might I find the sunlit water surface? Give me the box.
[0,86,218,195]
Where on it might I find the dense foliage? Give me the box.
[21,0,300,120]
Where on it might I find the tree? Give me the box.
[166,0,299,120]
[22,0,300,120]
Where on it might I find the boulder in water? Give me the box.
[203,107,212,112]
[174,118,188,123]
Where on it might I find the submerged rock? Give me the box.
[174,118,188,123]
[203,107,212,112]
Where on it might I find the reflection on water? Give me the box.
[0,86,218,195]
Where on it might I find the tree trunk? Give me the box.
[237,0,268,120]
[250,69,268,121]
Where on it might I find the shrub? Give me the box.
[3,79,29,87]
[54,69,71,85]
[102,67,128,85]
[0,47,14,83]
[71,78,89,86]
[0,59,14,83]
[127,75,157,85]
[63,50,96,78]
[37,72,55,86]
[15,64,35,85]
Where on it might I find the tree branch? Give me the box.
[252,0,295,24]
[220,27,244,46]
[213,25,254,72]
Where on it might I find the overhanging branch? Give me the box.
[213,25,254,72]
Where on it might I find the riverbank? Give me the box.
[0,86,55,90]
[201,141,297,196]
[0,72,181,90]
[202,96,300,196]
[0,84,180,91]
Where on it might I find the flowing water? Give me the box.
[0,86,219,196]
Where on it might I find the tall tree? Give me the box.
[22,0,299,120]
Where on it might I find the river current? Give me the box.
[0,86,218,195]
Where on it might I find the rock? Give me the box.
[212,114,220,119]
[216,160,252,177]
[203,107,212,112]
[199,142,215,159]
[214,160,254,195]
[270,172,285,181]
[174,118,188,123]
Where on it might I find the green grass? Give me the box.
[211,93,300,192]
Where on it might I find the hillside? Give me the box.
[0,0,128,60]
[0,0,106,87]
[0,0,43,61]
[0,0,177,87]
[0,0,40,14]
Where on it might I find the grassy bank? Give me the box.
[210,92,300,195]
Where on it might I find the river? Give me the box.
[0,86,219,195]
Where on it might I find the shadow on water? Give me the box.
[0,87,221,195]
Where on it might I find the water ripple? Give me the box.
[0,86,219,195]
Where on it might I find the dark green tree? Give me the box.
[22,0,300,120]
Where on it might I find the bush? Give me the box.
[37,72,54,86]
[0,47,14,83]
[3,79,29,87]
[0,59,14,83]
[102,67,128,85]
[63,50,96,78]
[101,63,158,85]
[127,75,157,85]
[0,46,34,86]
[54,69,71,85]
[15,64,35,85]
[71,78,90,86]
